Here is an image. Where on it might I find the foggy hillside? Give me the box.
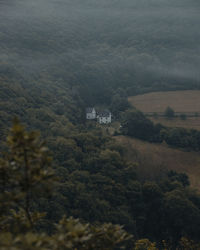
[0,0,200,104]
[2,1,200,248]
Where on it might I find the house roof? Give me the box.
[86,107,95,113]
[98,110,111,118]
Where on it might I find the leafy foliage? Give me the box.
[0,122,134,249]
[1,120,200,249]
[0,119,54,232]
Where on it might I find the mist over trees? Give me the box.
[0,0,200,107]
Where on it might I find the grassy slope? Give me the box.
[115,135,200,190]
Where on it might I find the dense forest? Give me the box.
[1,0,200,249]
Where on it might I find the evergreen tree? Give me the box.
[0,119,54,233]
[164,106,175,118]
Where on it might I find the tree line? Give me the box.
[121,110,200,151]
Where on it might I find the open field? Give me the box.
[128,90,200,130]
[128,90,200,113]
[115,135,200,190]
[150,117,200,130]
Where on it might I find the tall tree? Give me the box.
[164,106,175,118]
[0,119,54,232]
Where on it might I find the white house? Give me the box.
[86,107,96,120]
[98,110,112,124]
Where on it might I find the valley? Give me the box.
[1,0,200,247]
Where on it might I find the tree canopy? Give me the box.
[1,122,200,248]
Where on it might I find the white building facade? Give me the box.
[98,110,112,124]
[86,107,96,120]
